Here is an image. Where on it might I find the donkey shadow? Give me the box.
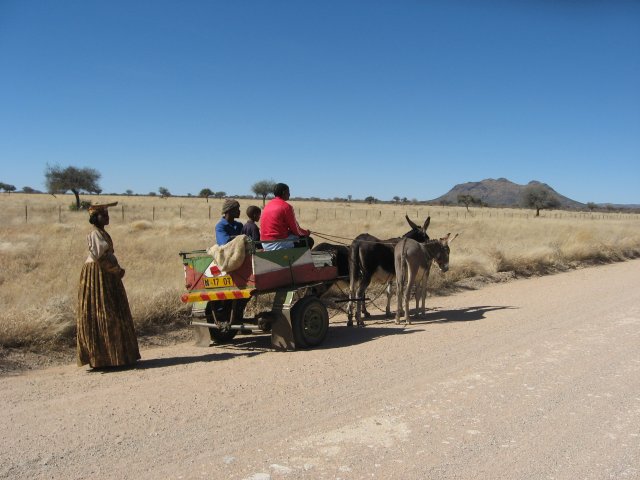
[405,305,517,325]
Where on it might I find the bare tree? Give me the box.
[44,165,101,209]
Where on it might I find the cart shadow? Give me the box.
[133,350,262,370]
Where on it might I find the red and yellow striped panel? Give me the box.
[180,289,254,303]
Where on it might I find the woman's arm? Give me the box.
[88,230,123,275]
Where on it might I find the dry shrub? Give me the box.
[0,296,76,348]
[129,220,153,231]
[445,253,492,283]
[128,288,191,335]
[1,193,639,350]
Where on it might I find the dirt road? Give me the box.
[2,260,639,480]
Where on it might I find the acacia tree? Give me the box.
[457,194,480,211]
[44,165,101,209]
[0,182,16,193]
[252,179,276,206]
[199,188,214,202]
[521,185,560,217]
[158,187,171,198]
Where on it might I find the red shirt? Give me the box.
[260,197,309,241]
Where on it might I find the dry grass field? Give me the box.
[1,193,639,352]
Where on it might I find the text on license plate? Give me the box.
[203,275,234,288]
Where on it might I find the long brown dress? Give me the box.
[76,226,140,368]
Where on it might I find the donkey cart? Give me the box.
[179,238,338,350]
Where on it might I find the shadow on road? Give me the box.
[132,350,263,370]
[320,305,516,349]
[130,305,518,369]
[415,305,517,324]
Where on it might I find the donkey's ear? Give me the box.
[405,215,420,231]
[422,216,431,231]
[440,233,451,243]
[448,233,459,244]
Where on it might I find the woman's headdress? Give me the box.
[88,202,118,214]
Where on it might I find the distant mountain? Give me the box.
[429,178,585,209]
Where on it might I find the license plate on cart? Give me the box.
[203,275,235,288]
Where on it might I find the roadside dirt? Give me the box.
[1,260,639,480]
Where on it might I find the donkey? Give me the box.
[394,234,456,325]
[312,242,350,279]
[347,216,430,327]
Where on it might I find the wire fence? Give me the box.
[2,201,639,225]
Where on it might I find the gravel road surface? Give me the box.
[2,260,639,480]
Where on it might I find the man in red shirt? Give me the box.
[260,183,313,250]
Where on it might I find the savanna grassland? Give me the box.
[1,193,639,355]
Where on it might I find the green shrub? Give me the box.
[68,200,92,211]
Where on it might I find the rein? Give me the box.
[312,230,423,246]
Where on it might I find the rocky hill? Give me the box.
[429,178,585,208]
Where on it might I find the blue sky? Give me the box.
[1,1,639,204]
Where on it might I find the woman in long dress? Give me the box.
[76,202,140,368]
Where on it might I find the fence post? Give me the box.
[152,206,155,221]
[121,204,125,221]
[179,206,182,219]
[208,205,211,220]
[58,205,62,223]
[25,204,28,223]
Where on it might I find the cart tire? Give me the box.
[291,297,329,348]
[205,301,239,344]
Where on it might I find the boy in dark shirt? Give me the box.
[241,205,261,245]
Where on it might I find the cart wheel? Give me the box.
[291,297,329,348]
[204,301,238,344]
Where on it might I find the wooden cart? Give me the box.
[179,239,338,350]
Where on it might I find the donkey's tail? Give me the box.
[399,237,408,297]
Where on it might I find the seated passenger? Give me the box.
[260,183,314,250]
[215,199,243,246]
[241,205,261,245]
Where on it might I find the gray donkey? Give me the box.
[394,234,457,325]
